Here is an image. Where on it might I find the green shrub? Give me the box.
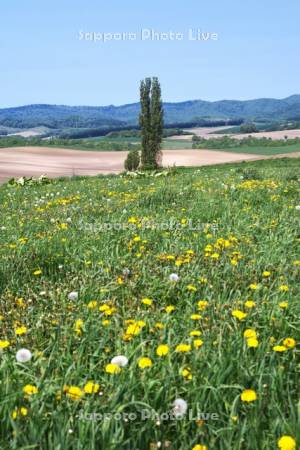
[124,149,140,171]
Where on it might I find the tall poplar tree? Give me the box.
[139,77,163,169]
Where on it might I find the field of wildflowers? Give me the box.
[0,158,299,450]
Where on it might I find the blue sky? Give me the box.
[1,0,299,107]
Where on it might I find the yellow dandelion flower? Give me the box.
[247,338,259,348]
[87,301,98,309]
[199,277,208,284]
[141,298,153,306]
[279,302,288,309]
[66,386,83,400]
[15,326,27,336]
[156,345,169,357]
[190,314,202,320]
[278,285,289,292]
[20,407,28,416]
[273,345,288,352]
[23,384,38,396]
[175,343,191,353]
[187,284,197,292]
[104,307,117,316]
[74,319,83,335]
[105,363,121,374]
[194,339,204,348]
[197,300,208,310]
[245,300,256,309]
[244,329,257,339]
[102,319,111,326]
[138,357,153,369]
[0,340,10,349]
[165,305,175,313]
[33,270,42,276]
[181,367,193,380]
[99,304,110,312]
[84,382,100,394]
[125,323,142,338]
[12,407,28,419]
[232,310,247,321]
[277,435,296,450]
[241,389,257,402]
[190,330,202,337]
[283,338,296,349]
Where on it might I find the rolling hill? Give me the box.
[1,95,300,131]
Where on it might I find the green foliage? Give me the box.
[192,135,300,152]
[240,122,258,133]
[106,128,191,139]
[0,136,141,152]
[7,175,52,187]
[140,77,164,169]
[0,105,125,129]
[1,96,300,132]
[124,149,140,171]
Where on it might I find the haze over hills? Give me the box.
[1,95,300,132]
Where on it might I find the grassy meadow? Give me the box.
[205,143,300,156]
[0,158,299,450]
[192,136,300,156]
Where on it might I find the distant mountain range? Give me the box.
[1,95,300,131]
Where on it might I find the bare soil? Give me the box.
[0,146,299,183]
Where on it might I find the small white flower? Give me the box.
[172,398,188,417]
[68,291,78,301]
[123,268,130,276]
[169,273,179,283]
[111,355,128,367]
[66,217,72,223]
[296,205,300,210]
[16,348,32,363]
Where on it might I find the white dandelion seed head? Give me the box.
[111,355,128,367]
[66,217,72,223]
[169,273,179,283]
[172,398,188,417]
[295,205,300,210]
[68,291,78,301]
[123,268,131,276]
[16,348,32,363]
